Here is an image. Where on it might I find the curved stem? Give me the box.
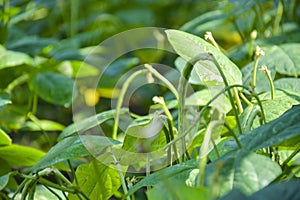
[112,69,147,139]
[165,84,247,150]
[207,54,242,135]
[144,64,179,100]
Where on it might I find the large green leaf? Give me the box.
[242,44,300,92]
[0,129,11,146]
[0,45,35,69]
[219,180,300,200]
[0,144,45,167]
[206,151,281,196]
[272,44,300,76]
[68,159,121,200]
[274,78,300,96]
[32,136,120,172]
[165,29,242,86]
[20,120,65,131]
[147,181,209,200]
[31,72,75,107]
[58,109,128,140]
[238,104,300,151]
[242,91,300,129]
[127,159,198,196]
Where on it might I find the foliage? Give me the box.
[1,0,300,199]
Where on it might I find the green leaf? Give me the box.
[68,159,121,200]
[238,104,300,151]
[174,56,202,85]
[275,78,300,96]
[0,45,35,69]
[122,113,166,153]
[0,93,11,111]
[127,159,198,196]
[32,136,120,172]
[250,179,300,200]
[240,91,299,130]
[0,144,45,167]
[219,180,300,200]
[185,87,231,113]
[0,171,17,191]
[165,29,242,86]
[181,10,226,35]
[147,181,209,200]
[58,109,128,140]
[59,60,99,78]
[242,44,300,92]
[207,151,281,196]
[0,129,12,146]
[31,72,75,107]
[271,44,300,76]
[20,120,65,131]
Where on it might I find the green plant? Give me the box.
[1,0,300,200]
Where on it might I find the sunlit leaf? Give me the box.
[0,45,35,69]
[32,136,120,172]
[165,29,242,86]
[0,129,12,146]
[68,159,121,200]
[0,144,45,167]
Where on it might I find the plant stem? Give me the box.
[144,64,179,100]
[111,152,131,200]
[112,69,147,140]
[208,54,243,135]
[281,145,300,168]
[205,33,243,114]
[177,56,197,161]
[239,92,252,106]
[198,121,223,187]
[5,74,29,93]
[260,65,275,100]
[273,1,283,34]
[252,46,265,91]
[233,87,243,113]
[164,84,247,150]
[68,160,79,186]
[152,96,173,121]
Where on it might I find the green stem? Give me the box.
[144,64,179,100]
[68,160,79,186]
[177,57,196,161]
[198,121,223,187]
[70,0,78,37]
[273,1,283,34]
[146,154,151,191]
[111,152,131,200]
[208,54,243,135]
[112,69,147,139]
[38,178,76,193]
[281,145,300,168]
[152,96,173,121]
[244,105,261,132]
[205,34,243,114]
[260,65,275,100]
[164,84,247,150]
[239,92,252,106]
[44,186,64,200]
[233,87,243,113]
[5,74,29,93]
[224,123,242,149]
